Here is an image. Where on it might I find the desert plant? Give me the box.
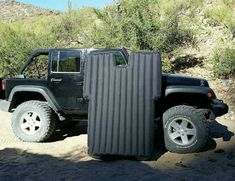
[205,0,235,35]
[0,22,55,77]
[212,47,235,77]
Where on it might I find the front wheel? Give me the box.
[163,105,209,153]
[11,101,55,142]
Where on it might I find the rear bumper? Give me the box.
[0,100,10,112]
[211,99,228,117]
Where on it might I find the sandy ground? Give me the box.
[0,110,234,181]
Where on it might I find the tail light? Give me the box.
[1,80,6,90]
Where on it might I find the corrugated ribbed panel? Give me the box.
[84,52,161,157]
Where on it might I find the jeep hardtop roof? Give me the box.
[19,48,129,74]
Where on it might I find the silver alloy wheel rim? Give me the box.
[168,117,197,146]
[20,111,41,135]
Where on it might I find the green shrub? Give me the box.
[161,53,173,73]
[205,0,235,35]
[2,0,234,78]
[0,22,55,77]
[212,48,235,77]
[92,0,195,52]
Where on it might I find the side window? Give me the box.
[114,52,128,66]
[51,51,81,73]
[24,55,48,78]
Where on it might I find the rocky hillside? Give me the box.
[0,0,60,21]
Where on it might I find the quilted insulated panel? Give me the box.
[84,51,161,157]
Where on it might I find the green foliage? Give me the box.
[24,55,48,78]
[91,0,195,52]
[161,53,173,73]
[212,47,235,77]
[51,12,81,46]
[51,8,99,47]
[0,0,234,77]
[205,0,235,35]
[0,21,55,77]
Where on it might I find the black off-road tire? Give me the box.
[163,105,209,153]
[11,101,55,142]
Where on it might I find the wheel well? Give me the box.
[155,93,211,118]
[10,92,46,111]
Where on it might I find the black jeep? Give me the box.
[0,48,228,155]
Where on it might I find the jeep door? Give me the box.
[48,49,87,112]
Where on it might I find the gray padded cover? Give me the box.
[84,51,161,157]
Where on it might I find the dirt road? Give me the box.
[0,110,234,181]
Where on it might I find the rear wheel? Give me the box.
[12,101,55,142]
[163,105,209,153]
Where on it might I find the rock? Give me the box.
[231,115,235,121]
[0,0,61,22]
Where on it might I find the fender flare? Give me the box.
[8,85,61,112]
[165,85,216,99]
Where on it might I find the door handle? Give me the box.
[51,78,62,82]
